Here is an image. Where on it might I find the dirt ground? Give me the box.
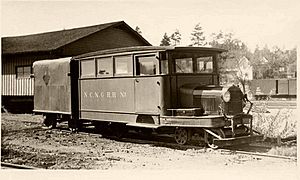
[1,113,298,179]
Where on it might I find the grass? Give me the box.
[268,145,297,157]
[252,107,297,139]
[251,100,297,157]
[1,112,43,122]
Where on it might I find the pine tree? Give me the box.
[160,33,171,46]
[170,29,181,46]
[190,23,207,46]
[135,26,142,34]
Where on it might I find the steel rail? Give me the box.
[1,162,36,169]
[219,149,297,161]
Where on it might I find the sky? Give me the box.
[1,0,299,51]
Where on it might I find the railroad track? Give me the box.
[53,127,297,161]
[1,162,36,169]
[219,149,297,160]
[5,118,297,162]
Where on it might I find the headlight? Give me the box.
[223,91,231,102]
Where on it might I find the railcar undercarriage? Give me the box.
[42,111,263,149]
[158,113,263,148]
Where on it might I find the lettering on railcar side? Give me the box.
[82,91,127,99]
[120,92,127,98]
[111,92,117,98]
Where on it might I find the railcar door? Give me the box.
[134,54,161,114]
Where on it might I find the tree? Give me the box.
[160,33,171,46]
[251,45,296,79]
[190,23,207,46]
[135,26,142,34]
[170,29,181,46]
[209,31,252,93]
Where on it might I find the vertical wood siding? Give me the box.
[2,55,43,96]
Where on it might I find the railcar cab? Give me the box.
[165,47,224,115]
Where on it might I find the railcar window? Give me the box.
[97,57,113,77]
[81,60,95,77]
[161,60,169,74]
[136,56,159,75]
[175,58,193,73]
[114,55,133,76]
[196,56,213,73]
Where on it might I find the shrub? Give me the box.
[252,108,297,139]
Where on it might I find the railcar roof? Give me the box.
[73,46,227,59]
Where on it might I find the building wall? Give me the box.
[238,57,253,80]
[2,53,58,96]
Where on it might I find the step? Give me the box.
[126,123,160,128]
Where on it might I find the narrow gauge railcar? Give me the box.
[33,46,262,148]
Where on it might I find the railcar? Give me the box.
[250,79,297,100]
[33,46,263,148]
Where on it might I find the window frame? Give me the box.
[174,57,194,74]
[113,55,134,77]
[135,54,160,76]
[16,65,32,79]
[195,56,214,73]
[96,56,113,77]
[80,58,96,78]
[172,53,217,74]
[159,51,169,75]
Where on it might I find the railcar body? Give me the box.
[250,79,297,99]
[33,46,262,148]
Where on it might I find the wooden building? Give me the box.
[1,21,151,112]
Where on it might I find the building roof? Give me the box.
[2,21,151,55]
[74,46,227,59]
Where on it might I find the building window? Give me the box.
[114,55,133,76]
[136,56,159,75]
[16,65,32,79]
[279,67,285,72]
[81,59,95,77]
[97,57,113,77]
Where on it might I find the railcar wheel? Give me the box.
[206,129,225,149]
[111,123,127,139]
[174,128,190,145]
[236,125,249,135]
[43,114,57,129]
[139,128,153,136]
[94,122,108,134]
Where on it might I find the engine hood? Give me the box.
[179,84,223,114]
[180,84,223,96]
